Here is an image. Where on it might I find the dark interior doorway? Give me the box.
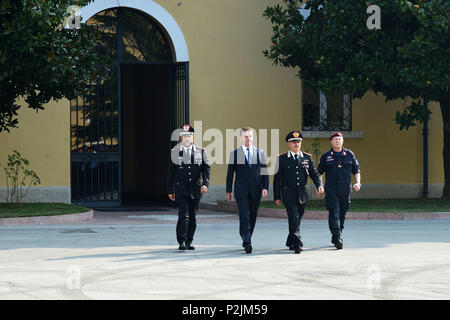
[122,63,172,206]
[71,7,189,208]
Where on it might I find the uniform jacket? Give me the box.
[167,144,210,199]
[226,146,270,199]
[317,147,360,195]
[273,151,322,204]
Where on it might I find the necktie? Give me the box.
[247,148,252,167]
[294,154,298,162]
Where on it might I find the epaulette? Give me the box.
[303,152,312,157]
[279,152,287,156]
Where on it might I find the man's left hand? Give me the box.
[316,186,325,198]
[262,189,268,197]
[201,186,208,193]
[353,183,361,192]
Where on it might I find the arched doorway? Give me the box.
[70,7,189,207]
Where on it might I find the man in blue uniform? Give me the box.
[226,127,269,254]
[167,124,210,251]
[273,130,324,254]
[317,132,361,249]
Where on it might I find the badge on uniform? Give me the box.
[301,160,309,169]
[303,162,310,175]
[194,151,202,165]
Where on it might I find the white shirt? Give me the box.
[289,150,303,159]
[183,145,193,157]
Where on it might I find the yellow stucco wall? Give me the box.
[0,99,70,187]
[161,0,309,185]
[347,94,443,185]
[157,0,444,187]
[0,0,444,194]
[296,95,443,186]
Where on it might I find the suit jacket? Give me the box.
[273,151,322,204]
[226,146,269,199]
[167,144,210,199]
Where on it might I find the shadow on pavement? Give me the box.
[45,244,340,263]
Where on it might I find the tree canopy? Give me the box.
[263,0,448,123]
[263,0,450,197]
[0,0,110,132]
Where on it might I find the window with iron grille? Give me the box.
[302,81,352,131]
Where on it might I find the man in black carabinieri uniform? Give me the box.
[167,124,210,251]
[317,131,361,250]
[273,130,324,254]
[226,127,269,254]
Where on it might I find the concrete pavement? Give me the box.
[0,210,449,299]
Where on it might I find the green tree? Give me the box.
[263,0,450,198]
[0,0,110,133]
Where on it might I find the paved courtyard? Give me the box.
[0,209,449,299]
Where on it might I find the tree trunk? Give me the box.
[440,90,450,200]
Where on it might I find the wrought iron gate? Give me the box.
[70,8,189,207]
[71,62,189,207]
[70,66,121,207]
[173,62,189,130]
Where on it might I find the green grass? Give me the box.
[0,203,90,218]
[260,198,450,213]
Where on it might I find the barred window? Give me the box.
[302,82,352,131]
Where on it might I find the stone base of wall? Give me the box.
[205,202,450,220]
[0,187,71,204]
[200,183,444,204]
[0,210,93,226]
[1,184,441,206]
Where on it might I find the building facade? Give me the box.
[0,0,444,207]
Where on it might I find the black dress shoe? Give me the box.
[335,239,343,250]
[294,245,302,254]
[178,243,186,250]
[244,244,252,254]
[289,244,295,251]
[331,235,337,244]
[331,236,343,250]
[186,243,195,250]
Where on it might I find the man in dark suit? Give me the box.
[167,124,210,251]
[226,127,269,254]
[273,130,323,254]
